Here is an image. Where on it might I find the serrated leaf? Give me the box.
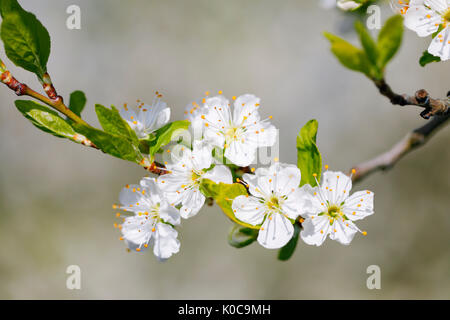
[69,90,86,117]
[0,0,51,79]
[228,224,258,248]
[147,120,190,159]
[297,119,322,187]
[199,179,259,229]
[419,50,441,66]
[324,31,372,78]
[377,15,403,70]
[15,100,76,139]
[72,123,141,163]
[355,21,378,66]
[278,223,300,261]
[95,104,138,145]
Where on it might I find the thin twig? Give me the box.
[351,113,449,183]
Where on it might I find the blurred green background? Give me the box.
[0,0,448,299]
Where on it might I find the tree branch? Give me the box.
[351,113,449,183]
[373,78,449,119]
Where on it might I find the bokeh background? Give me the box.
[0,0,448,299]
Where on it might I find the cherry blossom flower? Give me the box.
[119,92,171,139]
[402,0,450,61]
[157,140,232,219]
[232,162,304,249]
[198,93,277,167]
[300,169,374,246]
[114,178,181,260]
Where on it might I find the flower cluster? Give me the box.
[113,92,374,260]
[395,0,450,61]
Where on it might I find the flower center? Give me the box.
[190,170,204,184]
[444,8,450,22]
[326,205,343,218]
[266,195,281,211]
[224,126,243,145]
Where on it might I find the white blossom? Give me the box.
[300,170,374,246]
[157,140,232,219]
[114,178,181,260]
[198,94,277,167]
[119,92,171,139]
[232,162,304,249]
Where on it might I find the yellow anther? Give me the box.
[218,90,223,94]
[324,165,329,170]
[274,157,279,162]
[251,168,255,173]
[232,96,236,100]
[362,231,367,236]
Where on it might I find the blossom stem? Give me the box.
[0,69,88,126]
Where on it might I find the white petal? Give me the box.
[428,27,450,61]
[257,213,294,249]
[329,219,358,245]
[204,95,232,127]
[191,140,213,170]
[246,123,277,147]
[242,173,266,198]
[157,173,190,193]
[321,171,352,205]
[424,0,448,13]
[152,222,180,260]
[404,5,440,37]
[180,188,205,219]
[121,215,152,249]
[154,108,171,129]
[273,163,301,196]
[203,165,233,184]
[159,202,181,226]
[119,184,150,213]
[224,140,256,167]
[281,188,306,220]
[233,94,261,126]
[232,195,266,226]
[342,190,374,221]
[296,184,326,217]
[300,215,330,246]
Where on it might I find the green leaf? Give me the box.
[0,0,51,79]
[377,15,403,70]
[199,179,259,229]
[324,32,372,78]
[228,224,259,248]
[15,100,76,139]
[297,119,322,187]
[355,21,378,66]
[419,50,441,66]
[278,223,301,261]
[72,123,142,163]
[95,104,138,145]
[147,120,190,159]
[69,91,86,117]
